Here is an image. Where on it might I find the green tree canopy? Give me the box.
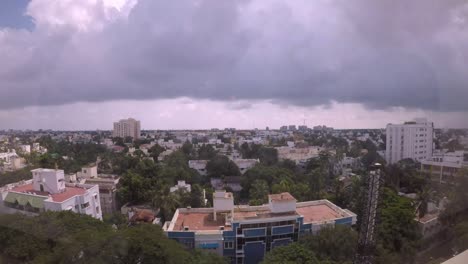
[261,243,319,264]
[0,211,226,264]
[206,155,240,177]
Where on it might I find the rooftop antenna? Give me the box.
[354,163,383,264]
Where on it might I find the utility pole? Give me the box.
[354,163,383,264]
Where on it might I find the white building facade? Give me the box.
[385,118,434,164]
[0,168,102,220]
[112,118,141,139]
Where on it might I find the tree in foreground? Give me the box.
[0,211,226,264]
[261,243,320,264]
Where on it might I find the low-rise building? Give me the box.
[19,144,31,154]
[211,176,242,192]
[189,160,209,176]
[163,191,356,264]
[276,146,322,164]
[0,150,18,164]
[158,149,174,162]
[84,175,120,215]
[232,159,259,174]
[77,163,98,178]
[170,180,191,193]
[420,151,468,183]
[32,143,47,154]
[0,168,102,220]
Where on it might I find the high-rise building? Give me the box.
[385,118,434,164]
[112,118,141,139]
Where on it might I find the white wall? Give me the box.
[32,169,65,194]
[386,120,433,164]
[269,200,296,213]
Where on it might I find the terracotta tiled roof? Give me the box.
[11,183,87,203]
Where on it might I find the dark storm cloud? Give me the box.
[0,0,467,111]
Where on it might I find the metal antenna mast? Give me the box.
[354,163,383,264]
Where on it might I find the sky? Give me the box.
[0,0,467,130]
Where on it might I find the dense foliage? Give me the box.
[262,225,357,264]
[0,212,226,264]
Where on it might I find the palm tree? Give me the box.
[416,186,432,218]
[152,186,180,222]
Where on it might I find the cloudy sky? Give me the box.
[0,0,467,130]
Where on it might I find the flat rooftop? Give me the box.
[173,212,230,231]
[233,209,298,221]
[296,204,342,223]
[11,183,86,203]
[416,212,439,223]
[168,200,352,232]
[269,192,296,202]
[31,168,63,173]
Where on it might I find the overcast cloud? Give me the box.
[0,0,467,129]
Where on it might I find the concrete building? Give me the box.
[189,160,209,176]
[232,159,259,174]
[420,151,467,183]
[0,150,18,164]
[32,143,47,154]
[163,191,356,264]
[77,164,98,179]
[0,168,102,220]
[385,118,434,164]
[415,199,448,239]
[170,180,191,193]
[211,176,242,192]
[84,175,120,215]
[276,146,322,164]
[112,118,141,139]
[313,125,333,132]
[19,144,31,154]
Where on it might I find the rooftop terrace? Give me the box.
[11,183,87,203]
[165,198,355,232]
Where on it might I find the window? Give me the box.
[224,241,234,249]
[81,202,90,209]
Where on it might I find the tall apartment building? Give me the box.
[385,118,434,164]
[163,191,356,264]
[0,168,102,220]
[112,118,141,139]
